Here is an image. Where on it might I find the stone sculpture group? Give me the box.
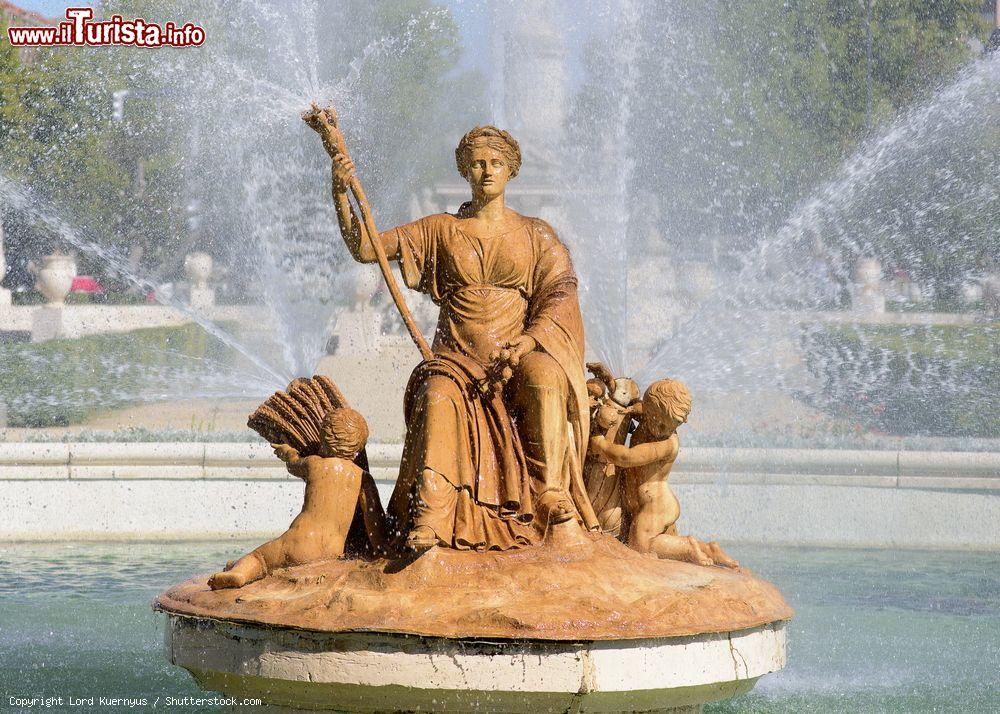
[205,107,737,588]
[156,108,791,712]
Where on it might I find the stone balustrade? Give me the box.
[0,304,987,344]
[0,303,272,341]
[2,442,997,490]
[2,442,997,546]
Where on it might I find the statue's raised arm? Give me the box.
[303,103,432,360]
[301,103,399,265]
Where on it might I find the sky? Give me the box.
[15,0,86,18]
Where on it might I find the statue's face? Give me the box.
[646,409,686,437]
[466,145,511,198]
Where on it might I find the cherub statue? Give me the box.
[584,362,641,536]
[589,378,739,568]
[587,361,642,429]
[208,408,371,589]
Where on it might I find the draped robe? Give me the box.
[383,212,599,550]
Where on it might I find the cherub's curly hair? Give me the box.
[642,379,692,425]
[455,126,521,180]
[319,408,368,458]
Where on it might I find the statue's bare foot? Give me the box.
[537,489,575,525]
[549,501,574,524]
[705,541,740,568]
[405,525,438,552]
[208,570,247,590]
[544,514,589,547]
[209,552,266,590]
[685,536,715,567]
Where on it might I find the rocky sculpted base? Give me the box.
[156,527,791,640]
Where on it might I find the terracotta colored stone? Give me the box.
[157,115,791,669]
[302,110,598,553]
[156,527,791,641]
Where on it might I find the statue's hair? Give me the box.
[455,126,521,180]
[642,379,692,425]
[319,407,368,458]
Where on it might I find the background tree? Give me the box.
[0,6,186,290]
[573,0,992,300]
[0,0,476,299]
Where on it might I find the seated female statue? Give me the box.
[313,120,600,551]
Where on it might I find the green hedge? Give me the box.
[801,322,999,437]
[0,324,234,427]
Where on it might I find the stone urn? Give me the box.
[184,252,215,310]
[345,264,380,312]
[183,251,213,290]
[983,272,1000,316]
[36,252,76,305]
[853,257,882,286]
[331,265,384,354]
[852,257,885,314]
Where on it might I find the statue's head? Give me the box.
[641,379,691,437]
[455,126,521,199]
[319,407,369,459]
[610,377,640,407]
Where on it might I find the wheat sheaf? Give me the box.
[247,375,350,456]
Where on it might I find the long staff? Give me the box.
[309,104,433,362]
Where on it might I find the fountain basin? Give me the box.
[164,615,786,712]
[156,533,791,712]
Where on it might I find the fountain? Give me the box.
[1,1,997,711]
[155,108,791,712]
[0,1,418,424]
